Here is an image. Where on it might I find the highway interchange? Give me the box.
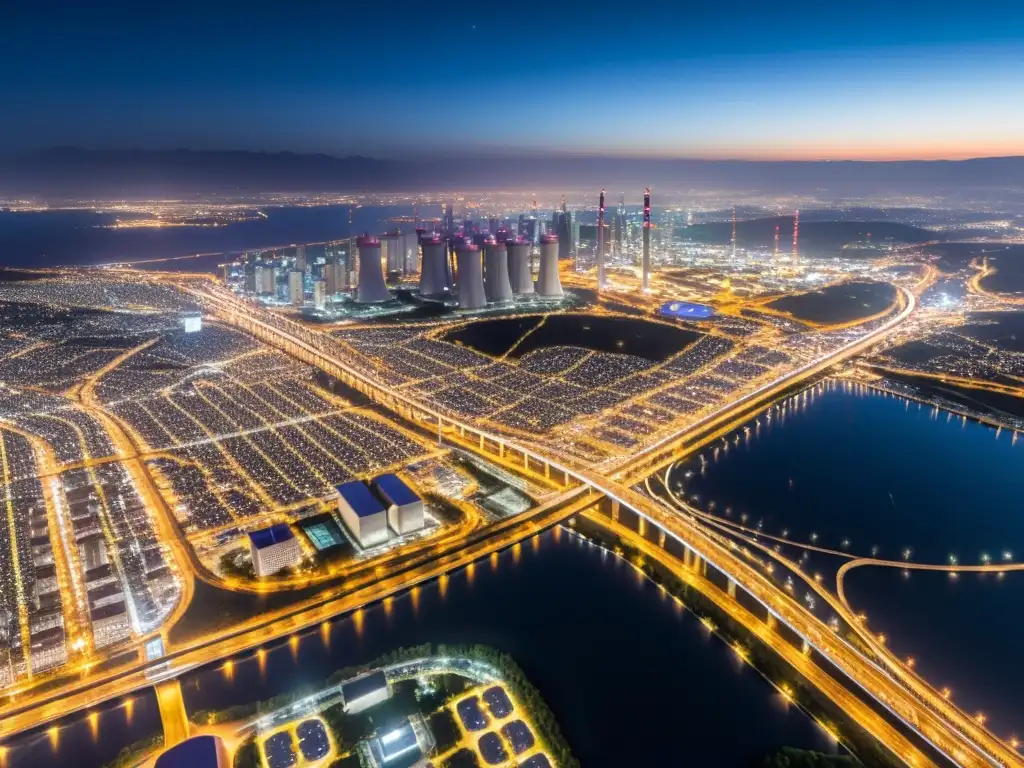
[0,264,1021,768]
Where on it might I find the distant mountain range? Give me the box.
[2,147,1024,197]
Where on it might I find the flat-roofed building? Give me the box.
[90,601,130,649]
[248,524,301,577]
[370,474,424,535]
[29,625,67,673]
[369,719,421,766]
[336,481,388,548]
[342,670,390,714]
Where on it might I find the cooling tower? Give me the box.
[356,234,390,303]
[483,239,513,302]
[419,233,449,297]
[537,234,563,298]
[455,242,486,309]
[506,237,533,295]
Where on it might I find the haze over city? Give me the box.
[1,3,1023,768]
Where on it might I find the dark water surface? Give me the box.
[672,383,1024,743]
[674,383,1024,562]
[444,313,701,361]
[845,568,1022,739]
[0,205,415,269]
[2,528,839,768]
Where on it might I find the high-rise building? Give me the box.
[313,280,327,308]
[295,244,307,272]
[553,210,574,260]
[381,232,401,274]
[597,189,606,290]
[288,270,304,305]
[444,202,454,233]
[399,231,419,274]
[518,215,538,244]
[256,266,275,295]
[325,262,346,295]
[642,188,651,291]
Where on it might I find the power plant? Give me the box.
[419,232,449,296]
[507,237,534,295]
[483,237,513,302]
[356,234,390,303]
[537,234,563,297]
[642,187,651,291]
[597,189,606,290]
[455,241,486,309]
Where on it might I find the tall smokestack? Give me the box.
[642,188,651,291]
[793,209,800,263]
[597,189,606,291]
[731,206,737,259]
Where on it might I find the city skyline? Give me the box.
[3,1,1023,161]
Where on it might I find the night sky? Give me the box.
[3,0,1023,160]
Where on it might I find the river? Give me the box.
[1,528,834,767]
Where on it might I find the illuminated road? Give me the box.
[0,487,593,741]
[6,279,1021,767]
[589,511,938,768]
[155,680,190,749]
[191,282,1024,767]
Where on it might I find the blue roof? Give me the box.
[155,735,226,768]
[659,300,715,319]
[371,474,420,507]
[337,481,385,518]
[248,523,294,549]
[378,720,418,761]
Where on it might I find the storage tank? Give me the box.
[506,237,534,295]
[419,233,449,297]
[355,234,390,303]
[455,242,486,309]
[537,234,563,298]
[483,239,513,302]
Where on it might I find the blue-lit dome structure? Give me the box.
[658,301,714,320]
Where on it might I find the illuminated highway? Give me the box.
[3,273,1021,768]
[185,282,1024,768]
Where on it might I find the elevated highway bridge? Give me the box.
[4,282,1021,768]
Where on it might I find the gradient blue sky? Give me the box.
[3,0,1023,160]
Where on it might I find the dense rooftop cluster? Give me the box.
[0,429,68,683]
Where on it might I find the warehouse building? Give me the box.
[248,524,301,577]
[370,474,425,535]
[342,670,390,714]
[336,481,388,548]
